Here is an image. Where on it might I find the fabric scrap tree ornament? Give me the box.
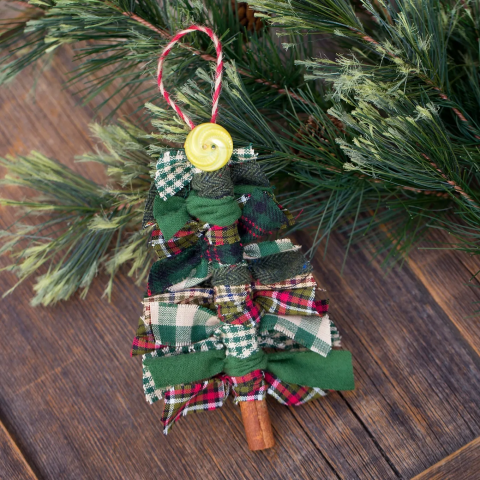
[132,25,355,451]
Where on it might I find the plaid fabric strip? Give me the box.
[314,298,329,315]
[131,317,157,357]
[154,150,196,201]
[331,320,342,347]
[143,364,163,404]
[230,295,263,325]
[243,239,299,259]
[254,287,317,316]
[149,303,221,346]
[161,379,229,433]
[205,223,240,246]
[265,372,327,406]
[252,274,318,291]
[232,145,258,162]
[216,322,259,358]
[143,337,224,362]
[259,313,332,357]
[214,284,249,317]
[214,284,263,325]
[258,330,304,351]
[204,240,244,267]
[144,288,215,326]
[145,288,214,307]
[230,370,267,403]
[150,220,207,261]
[239,190,294,243]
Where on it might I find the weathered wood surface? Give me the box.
[1,44,480,480]
[411,437,480,480]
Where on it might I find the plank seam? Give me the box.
[338,392,404,480]
[0,416,42,480]
[287,408,343,480]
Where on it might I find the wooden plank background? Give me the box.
[1,39,480,479]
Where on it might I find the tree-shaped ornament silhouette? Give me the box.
[131,26,354,451]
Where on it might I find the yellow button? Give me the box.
[184,123,233,171]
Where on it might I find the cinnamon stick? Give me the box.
[239,399,275,451]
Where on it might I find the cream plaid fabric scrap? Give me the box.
[149,303,221,346]
[259,313,333,357]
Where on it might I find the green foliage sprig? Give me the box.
[1,0,479,305]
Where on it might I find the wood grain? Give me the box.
[1,40,479,479]
[412,437,480,480]
[0,422,38,480]
[294,230,480,479]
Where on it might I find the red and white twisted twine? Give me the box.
[157,25,223,130]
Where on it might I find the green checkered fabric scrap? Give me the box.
[259,313,333,357]
[243,239,300,259]
[149,303,221,346]
[143,364,163,404]
[154,150,195,201]
[215,323,259,359]
[258,330,305,351]
[231,145,258,163]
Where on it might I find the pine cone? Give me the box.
[232,1,264,33]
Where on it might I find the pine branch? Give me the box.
[0,123,155,305]
[0,0,315,118]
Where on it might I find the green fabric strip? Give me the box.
[153,195,190,241]
[224,350,267,376]
[144,349,354,391]
[186,191,242,226]
[267,350,354,391]
[144,349,225,388]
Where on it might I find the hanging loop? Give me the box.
[157,25,224,130]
